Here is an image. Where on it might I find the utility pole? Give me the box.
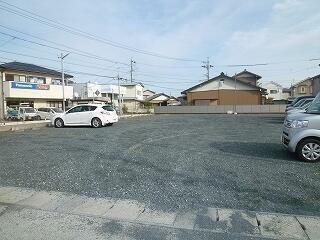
[117,74,123,115]
[59,53,70,112]
[0,71,5,121]
[234,73,237,114]
[130,58,135,83]
[201,57,213,81]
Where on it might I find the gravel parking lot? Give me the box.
[1,114,320,216]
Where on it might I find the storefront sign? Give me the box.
[11,82,50,90]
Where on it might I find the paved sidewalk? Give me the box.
[0,186,319,240]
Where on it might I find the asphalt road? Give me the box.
[1,114,320,216]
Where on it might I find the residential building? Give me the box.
[143,89,156,99]
[144,93,181,107]
[0,62,73,109]
[73,82,126,107]
[234,69,261,86]
[290,74,320,97]
[181,72,266,105]
[263,81,290,101]
[121,82,144,112]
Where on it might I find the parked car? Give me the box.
[52,104,118,128]
[282,93,320,162]
[286,98,314,112]
[37,107,63,120]
[101,105,118,126]
[287,95,313,108]
[7,107,40,121]
[286,102,312,115]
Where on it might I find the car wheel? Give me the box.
[35,115,41,120]
[91,118,102,128]
[54,118,64,128]
[107,123,113,126]
[297,139,320,163]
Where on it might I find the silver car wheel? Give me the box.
[302,143,320,161]
[55,119,63,128]
[92,118,101,128]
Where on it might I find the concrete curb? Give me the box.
[0,186,319,239]
[0,120,50,132]
[119,114,153,119]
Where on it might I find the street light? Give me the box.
[59,53,70,112]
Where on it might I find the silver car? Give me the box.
[282,93,320,162]
[37,107,63,120]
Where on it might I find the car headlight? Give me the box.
[290,120,309,128]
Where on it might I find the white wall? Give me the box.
[263,82,289,100]
[190,78,258,92]
[122,84,144,100]
[74,83,126,98]
[3,81,73,99]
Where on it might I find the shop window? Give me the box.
[12,75,26,82]
[19,75,26,82]
[47,101,63,108]
[52,79,62,85]
[27,76,46,84]
[5,74,14,81]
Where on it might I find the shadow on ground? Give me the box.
[210,141,297,162]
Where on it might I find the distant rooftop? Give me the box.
[121,82,144,87]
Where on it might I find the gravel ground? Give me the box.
[0,114,320,216]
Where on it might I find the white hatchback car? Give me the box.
[52,104,118,128]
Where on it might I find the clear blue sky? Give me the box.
[0,0,319,95]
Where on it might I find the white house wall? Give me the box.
[190,78,258,92]
[122,84,144,100]
[152,95,169,101]
[264,82,289,100]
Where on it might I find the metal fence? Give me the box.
[154,105,286,114]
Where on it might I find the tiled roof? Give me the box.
[0,61,73,78]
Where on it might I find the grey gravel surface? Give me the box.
[0,114,320,216]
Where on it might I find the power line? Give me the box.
[0,1,201,62]
[0,49,131,73]
[0,49,203,80]
[0,26,128,65]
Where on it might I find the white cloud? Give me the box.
[273,0,302,11]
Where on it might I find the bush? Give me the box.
[143,101,153,109]
[122,104,128,114]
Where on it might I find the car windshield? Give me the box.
[299,99,313,108]
[289,98,300,106]
[52,108,63,113]
[307,93,320,114]
[293,99,306,107]
[24,108,35,113]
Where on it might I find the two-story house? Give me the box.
[121,82,144,112]
[291,74,320,97]
[0,62,73,109]
[181,71,266,106]
[263,81,290,101]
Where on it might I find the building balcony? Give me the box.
[3,81,73,100]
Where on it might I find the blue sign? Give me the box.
[11,82,50,90]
